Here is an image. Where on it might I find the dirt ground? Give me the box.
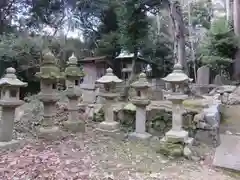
[0,122,238,180]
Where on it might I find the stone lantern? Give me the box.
[96,68,122,133]
[63,53,85,133]
[0,67,27,148]
[162,63,192,94]
[162,63,190,143]
[129,72,151,139]
[35,50,64,140]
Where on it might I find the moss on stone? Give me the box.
[182,99,207,111]
[157,142,184,157]
[147,110,172,135]
[65,66,84,77]
[93,109,104,122]
[123,103,136,111]
[119,109,135,132]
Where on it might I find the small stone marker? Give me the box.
[214,74,224,86]
[213,134,240,171]
[197,66,210,85]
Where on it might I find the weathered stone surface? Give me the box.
[37,126,63,140]
[128,132,151,140]
[203,104,221,126]
[0,139,20,150]
[183,146,192,159]
[213,134,240,171]
[62,120,85,133]
[157,138,184,157]
[214,74,224,86]
[0,67,27,144]
[228,86,240,105]
[197,66,210,85]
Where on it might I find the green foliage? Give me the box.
[197,18,238,74]
[93,109,105,122]
[115,0,149,53]
[0,33,85,80]
[96,31,120,56]
[0,34,44,73]
[183,0,212,29]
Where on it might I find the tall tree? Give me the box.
[171,1,187,73]
[233,0,240,79]
[115,0,149,99]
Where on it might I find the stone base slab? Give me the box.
[0,139,20,150]
[62,120,85,133]
[165,129,188,143]
[38,126,62,140]
[128,132,152,140]
[97,121,120,132]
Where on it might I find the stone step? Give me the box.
[213,134,240,171]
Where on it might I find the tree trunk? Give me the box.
[168,1,188,74]
[121,53,137,101]
[233,0,240,79]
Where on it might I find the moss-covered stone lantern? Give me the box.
[128,72,151,139]
[96,68,122,133]
[159,63,193,157]
[0,67,27,148]
[35,50,64,140]
[65,53,84,88]
[63,53,85,133]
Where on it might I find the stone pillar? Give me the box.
[96,68,123,133]
[81,85,96,104]
[165,95,188,142]
[35,50,64,140]
[63,54,85,132]
[129,73,151,140]
[0,67,27,148]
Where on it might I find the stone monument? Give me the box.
[159,63,193,157]
[96,68,122,133]
[63,53,85,133]
[35,50,64,140]
[128,73,151,139]
[0,67,27,148]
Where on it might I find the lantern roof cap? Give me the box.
[131,72,151,88]
[96,68,122,84]
[0,67,27,87]
[65,53,84,77]
[68,53,78,65]
[162,63,192,83]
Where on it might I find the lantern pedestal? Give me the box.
[164,94,188,143]
[0,139,20,149]
[96,93,120,133]
[63,88,85,133]
[128,99,151,140]
[37,93,62,140]
[0,102,24,149]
